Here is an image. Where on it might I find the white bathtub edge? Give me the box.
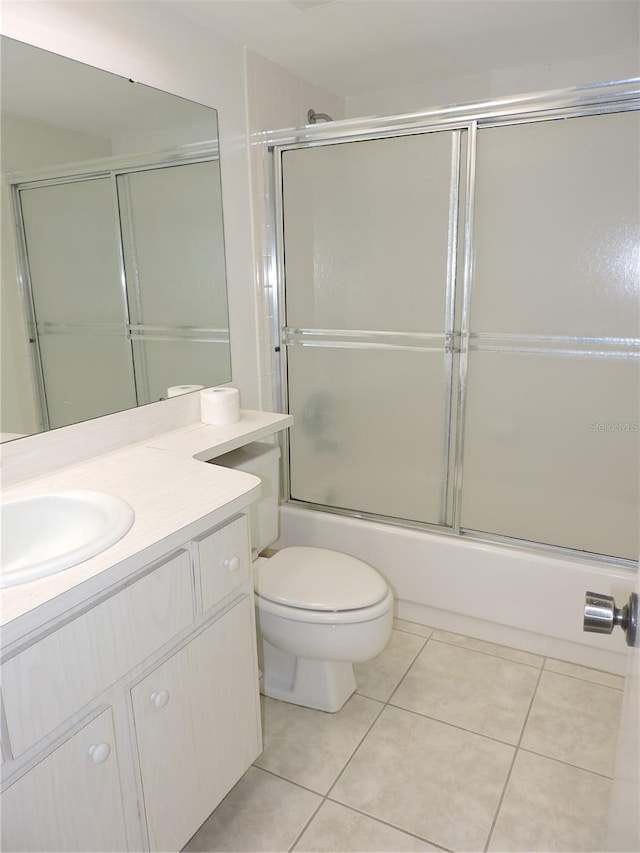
[276,505,635,676]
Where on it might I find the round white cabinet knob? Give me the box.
[223,556,240,572]
[149,690,170,708]
[88,743,111,764]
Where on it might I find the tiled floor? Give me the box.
[184,620,624,853]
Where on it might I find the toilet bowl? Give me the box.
[212,443,394,713]
[255,546,393,711]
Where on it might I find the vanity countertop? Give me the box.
[1,410,292,647]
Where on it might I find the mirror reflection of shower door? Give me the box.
[16,156,230,429]
[281,132,461,525]
[117,162,231,404]
[18,179,136,429]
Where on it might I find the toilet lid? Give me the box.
[255,547,388,612]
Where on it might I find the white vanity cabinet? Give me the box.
[1,549,195,757]
[0,511,261,852]
[131,596,260,852]
[1,709,128,852]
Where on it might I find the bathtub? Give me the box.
[276,504,636,675]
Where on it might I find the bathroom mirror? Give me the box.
[1,36,231,440]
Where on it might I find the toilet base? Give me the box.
[261,639,356,713]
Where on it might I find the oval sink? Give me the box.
[1,491,135,588]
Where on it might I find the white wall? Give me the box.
[346,48,640,117]
[0,0,261,408]
[1,112,113,436]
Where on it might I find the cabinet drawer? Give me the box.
[1,708,128,852]
[2,550,194,757]
[196,516,251,612]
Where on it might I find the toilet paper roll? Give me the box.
[167,384,204,398]
[200,387,240,425]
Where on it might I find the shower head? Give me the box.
[307,109,333,124]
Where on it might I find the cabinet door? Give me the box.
[131,596,261,852]
[1,709,127,852]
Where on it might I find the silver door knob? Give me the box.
[583,591,638,647]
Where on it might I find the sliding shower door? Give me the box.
[461,111,639,559]
[277,93,639,562]
[282,132,460,525]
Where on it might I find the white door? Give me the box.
[607,568,640,851]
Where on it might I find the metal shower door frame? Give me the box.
[271,123,470,532]
[264,79,640,563]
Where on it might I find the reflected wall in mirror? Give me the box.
[1,37,231,441]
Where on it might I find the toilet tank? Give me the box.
[209,442,281,556]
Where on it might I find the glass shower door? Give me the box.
[461,111,639,559]
[281,131,461,525]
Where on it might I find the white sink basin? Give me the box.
[1,491,135,588]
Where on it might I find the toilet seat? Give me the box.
[255,546,389,612]
[256,586,394,625]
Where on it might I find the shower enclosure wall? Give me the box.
[266,82,639,670]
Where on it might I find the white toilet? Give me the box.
[214,443,393,713]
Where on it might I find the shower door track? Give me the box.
[260,78,639,152]
[282,497,637,572]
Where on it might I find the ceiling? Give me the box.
[163,0,639,98]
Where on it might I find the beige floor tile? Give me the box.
[355,629,426,702]
[432,629,544,668]
[391,640,540,744]
[182,766,321,852]
[521,670,622,776]
[294,801,440,852]
[255,693,383,794]
[544,657,624,689]
[393,619,434,639]
[330,705,514,852]
[488,750,611,852]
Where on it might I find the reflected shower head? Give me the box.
[307,109,333,124]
